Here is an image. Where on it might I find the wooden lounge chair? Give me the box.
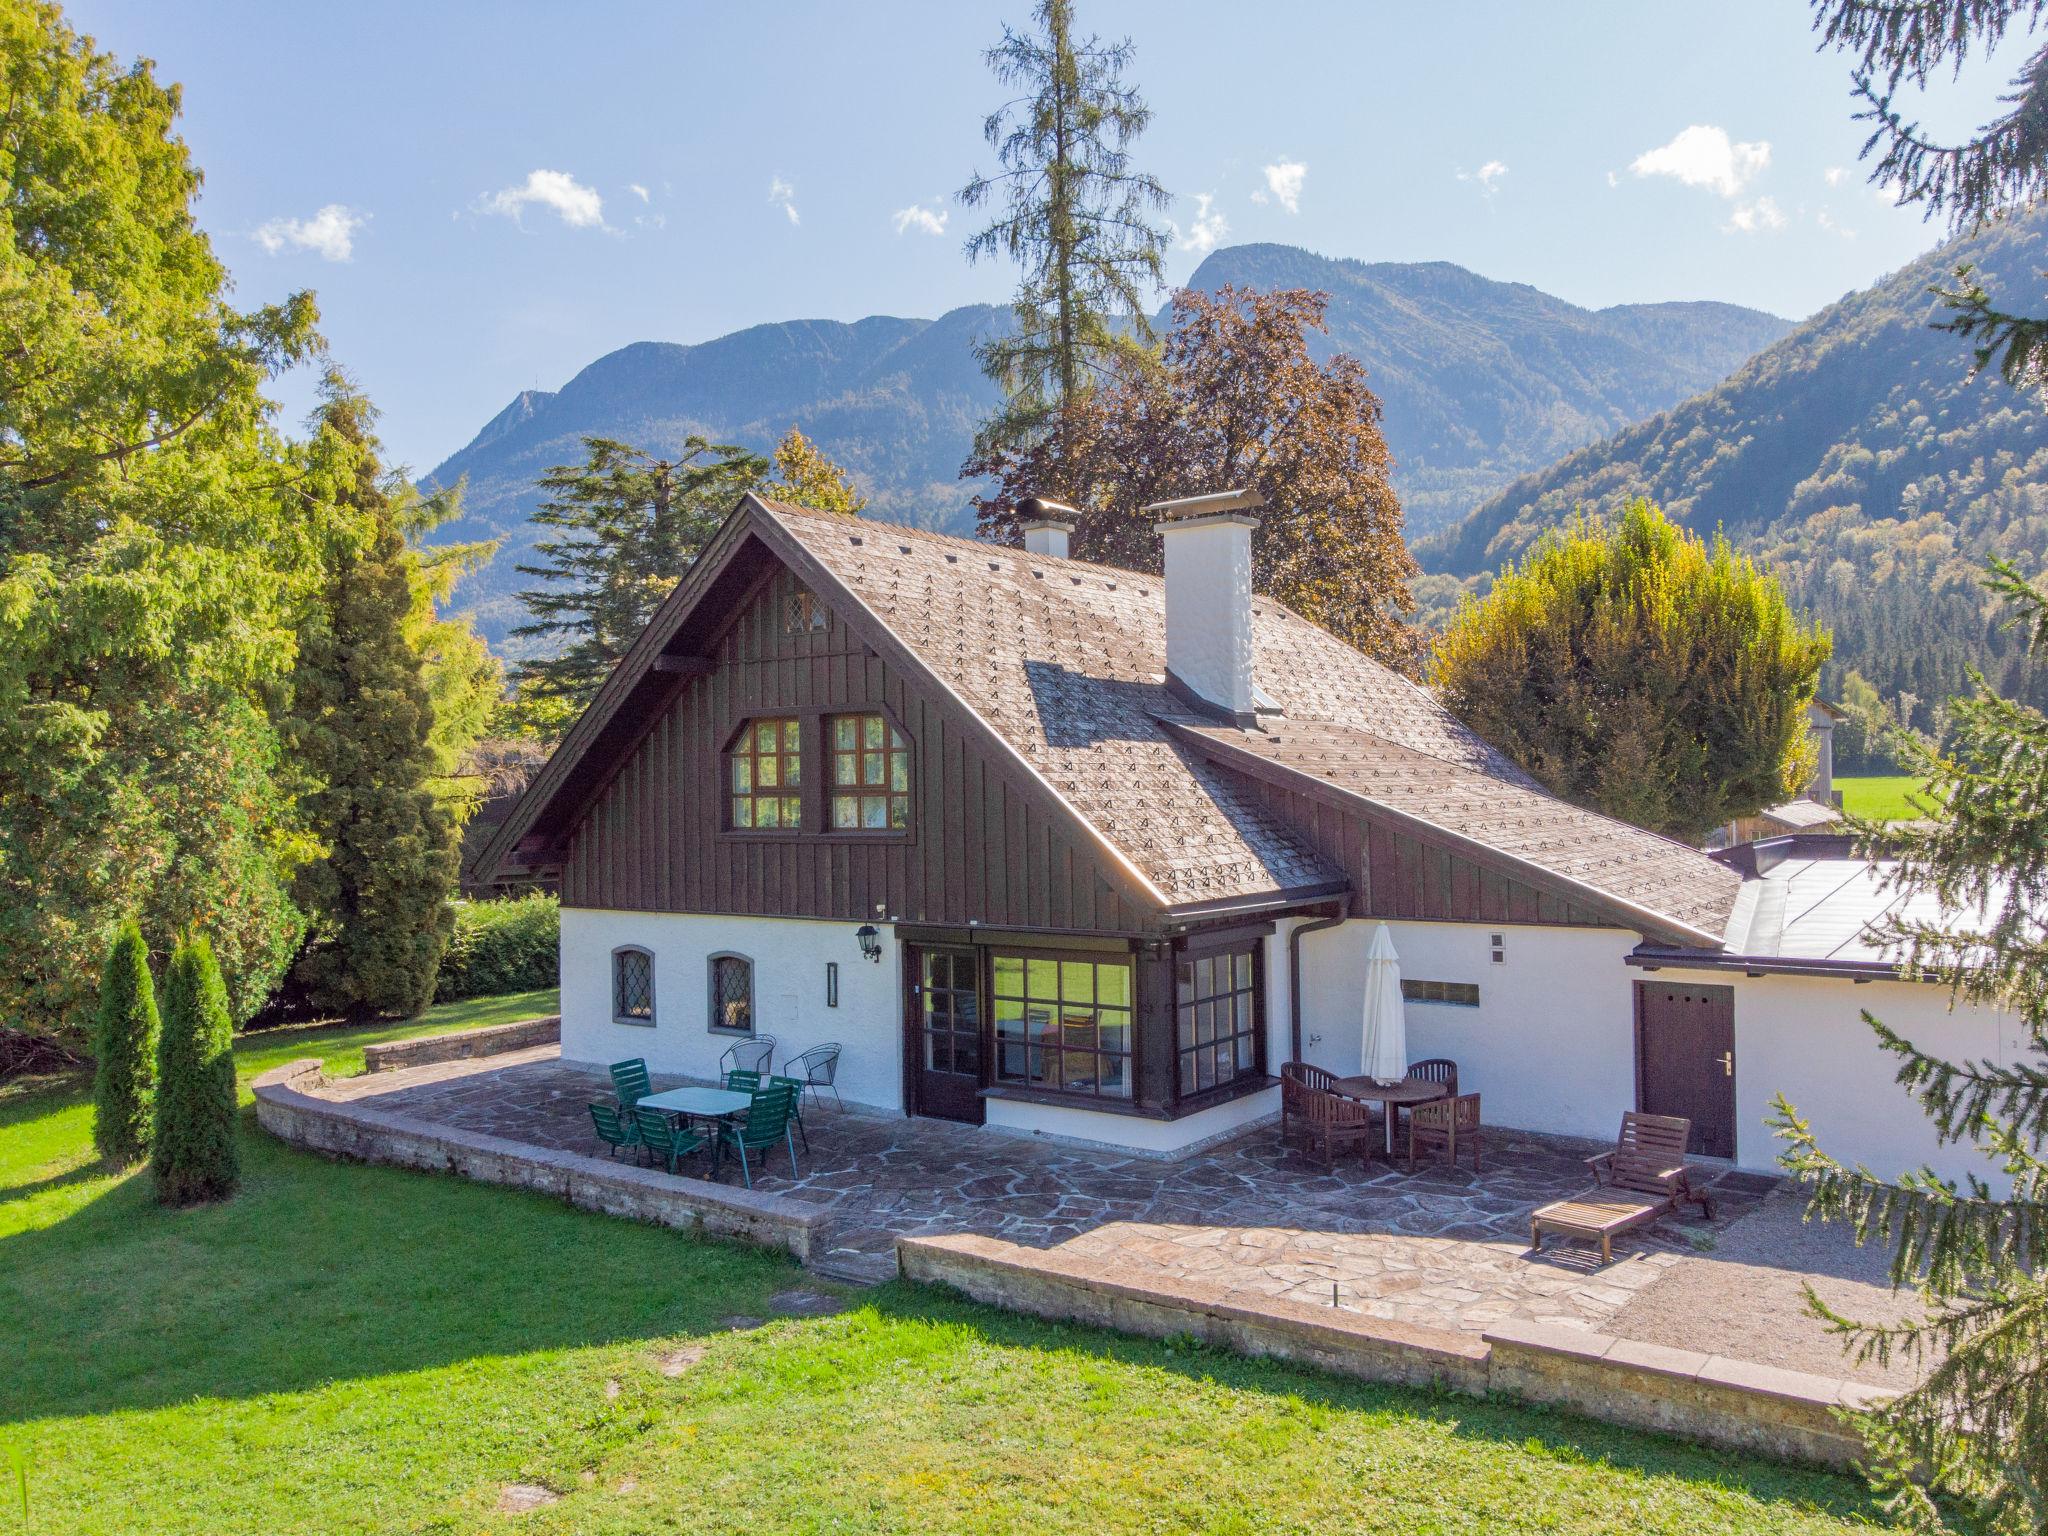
[1529,1112,1712,1264]
[1407,1091,1482,1172]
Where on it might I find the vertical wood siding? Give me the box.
[560,566,1144,935]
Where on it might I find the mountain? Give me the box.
[1421,205,2048,731]
[424,245,1790,647]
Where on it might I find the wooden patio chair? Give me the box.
[1407,1091,1482,1173]
[1295,1075,1377,1169]
[1529,1112,1712,1264]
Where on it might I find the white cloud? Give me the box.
[1818,208,1857,239]
[1173,192,1229,255]
[1824,166,1848,188]
[253,203,364,261]
[1630,125,1770,198]
[1457,159,1509,195]
[481,169,606,228]
[1250,159,1307,213]
[769,176,800,226]
[1725,195,1787,234]
[892,203,948,236]
[628,182,650,203]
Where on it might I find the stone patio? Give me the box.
[331,1047,1779,1342]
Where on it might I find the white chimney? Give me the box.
[1017,496,1078,560]
[1149,488,1264,725]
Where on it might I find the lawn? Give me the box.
[1835,775,1928,822]
[1,996,1896,1535]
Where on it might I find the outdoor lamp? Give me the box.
[855,923,882,963]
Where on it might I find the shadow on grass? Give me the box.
[851,1281,1892,1527]
[0,1108,800,1426]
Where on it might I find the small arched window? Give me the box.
[613,947,654,1025]
[709,952,754,1036]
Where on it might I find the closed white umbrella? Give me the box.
[1359,923,1408,1085]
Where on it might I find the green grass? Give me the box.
[1835,775,1928,822]
[0,995,1895,1534]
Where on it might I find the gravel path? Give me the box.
[1607,1186,1935,1388]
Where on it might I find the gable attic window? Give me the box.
[829,713,910,830]
[730,718,803,830]
[783,590,827,635]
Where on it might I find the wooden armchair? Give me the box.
[1407,1092,1482,1172]
[1586,1111,1714,1218]
[1284,1064,1376,1169]
[1407,1058,1458,1095]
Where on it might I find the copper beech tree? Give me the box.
[967,286,1416,663]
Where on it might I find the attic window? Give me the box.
[783,591,827,635]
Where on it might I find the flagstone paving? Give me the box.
[335,1048,1780,1342]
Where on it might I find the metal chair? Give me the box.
[785,1042,843,1110]
[719,1035,776,1077]
[588,1103,639,1158]
[632,1104,708,1175]
[768,1073,811,1152]
[609,1058,651,1115]
[718,1084,799,1188]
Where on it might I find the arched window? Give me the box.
[709,952,754,1036]
[613,947,655,1025]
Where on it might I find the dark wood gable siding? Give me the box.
[1241,778,1615,929]
[560,563,1146,934]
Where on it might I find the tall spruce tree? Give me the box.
[91,917,158,1164]
[288,388,460,1017]
[151,934,238,1206]
[959,0,1170,461]
[512,435,767,717]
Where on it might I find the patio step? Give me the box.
[809,1250,897,1287]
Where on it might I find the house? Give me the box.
[481,491,2030,1179]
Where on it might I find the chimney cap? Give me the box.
[1145,488,1265,523]
[1016,495,1080,529]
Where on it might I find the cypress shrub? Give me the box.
[434,895,560,1003]
[152,935,240,1206]
[91,918,159,1164]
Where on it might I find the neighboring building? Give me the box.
[1711,699,1847,849]
[482,492,2030,1178]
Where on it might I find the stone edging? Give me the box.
[898,1232,1884,1471]
[252,1058,820,1263]
[363,1015,560,1072]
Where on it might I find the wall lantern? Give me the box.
[855,924,883,964]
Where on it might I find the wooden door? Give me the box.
[1634,980,1736,1159]
[906,945,985,1123]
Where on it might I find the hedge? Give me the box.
[434,895,559,1003]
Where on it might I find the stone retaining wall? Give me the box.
[899,1233,1882,1471]
[253,1058,820,1263]
[362,1015,560,1073]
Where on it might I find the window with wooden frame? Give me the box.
[613,947,654,1025]
[783,590,828,635]
[1402,979,1480,1008]
[708,953,754,1035]
[1176,946,1260,1095]
[828,713,910,831]
[729,717,803,830]
[992,953,1133,1099]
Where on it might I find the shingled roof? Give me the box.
[754,496,1740,943]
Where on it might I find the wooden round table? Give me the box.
[1330,1075,1449,1155]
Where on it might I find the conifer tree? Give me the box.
[91,918,158,1164]
[766,427,867,515]
[512,435,767,716]
[152,935,238,1206]
[959,0,1170,460]
[288,388,461,1017]
[1430,500,1831,843]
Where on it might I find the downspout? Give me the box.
[1288,903,1346,1063]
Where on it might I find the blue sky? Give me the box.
[64,0,2032,475]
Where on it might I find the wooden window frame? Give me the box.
[1173,941,1263,1100]
[990,947,1136,1102]
[707,951,755,1037]
[725,716,805,836]
[825,711,912,836]
[612,946,655,1027]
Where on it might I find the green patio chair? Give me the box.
[718,1084,798,1188]
[631,1105,707,1175]
[589,1102,639,1158]
[610,1057,652,1115]
[724,1068,761,1094]
[768,1072,811,1153]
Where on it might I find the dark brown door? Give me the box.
[906,945,985,1124]
[1634,980,1736,1159]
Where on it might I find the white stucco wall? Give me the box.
[559,908,904,1112]
[1291,917,1643,1144]
[986,1084,1281,1157]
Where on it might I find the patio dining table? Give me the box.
[1330,1075,1449,1156]
[636,1085,754,1176]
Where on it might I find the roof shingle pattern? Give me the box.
[761,497,1739,939]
